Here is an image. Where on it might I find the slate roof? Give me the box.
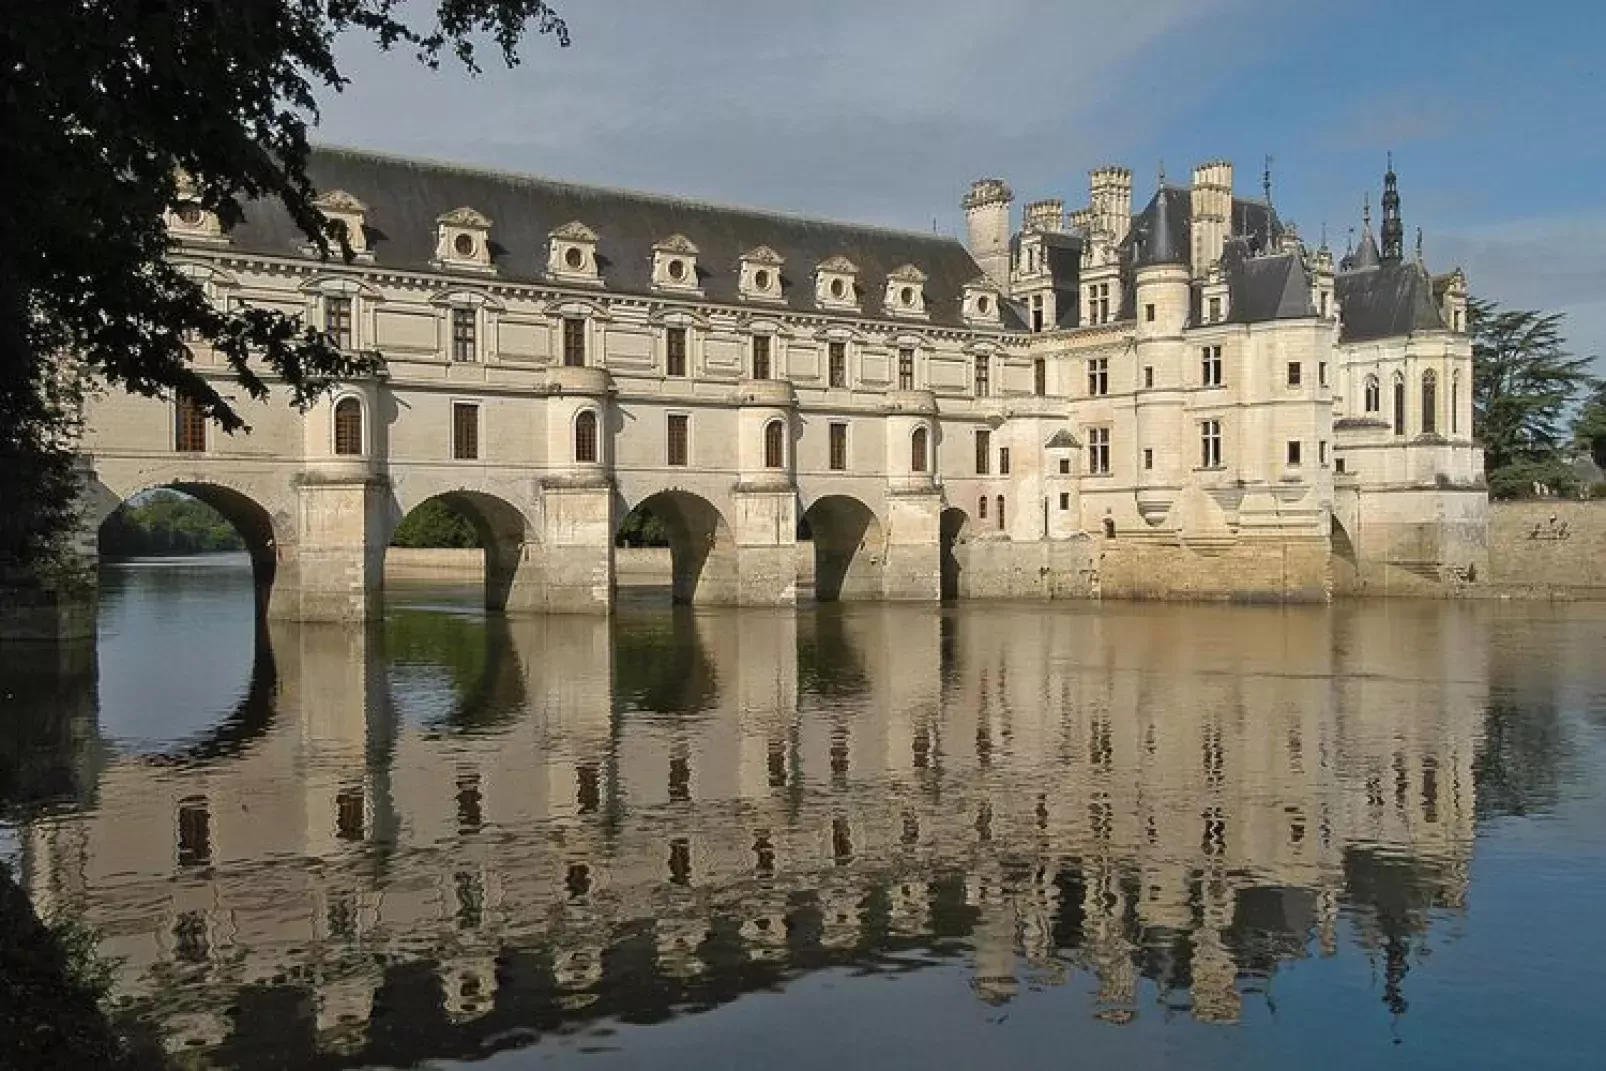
[1222,245,1314,323]
[224,146,1020,330]
[1334,259,1446,342]
[1133,185,1186,267]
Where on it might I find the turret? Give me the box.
[963,178,1014,293]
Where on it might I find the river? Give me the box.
[3,554,1605,1069]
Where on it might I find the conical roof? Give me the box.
[1351,224,1381,271]
[1135,185,1187,268]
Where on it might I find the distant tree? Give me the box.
[99,490,244,557]
[615,508,670,548]
[390,499,480,549]
[1470,298,1596,489]
[3,1,569,580]
[1574,380,1606,470]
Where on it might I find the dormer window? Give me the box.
[884,265,928,319]
[313,190,371,261]
[547,220,601,285]
[166,185,227,246]
[738,246,786,303]
[962,277,1003,326]
[651,234,701,293]
[814,255,860,311]
[435,207,494,274]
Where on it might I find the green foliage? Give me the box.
[1574,380,1606,470]
[616,507,670,547]
[99,490,244,556]
[1470,298,1597,481]
[1486,457,1582,501]
[391,498,481,548]
[3,1,569,574]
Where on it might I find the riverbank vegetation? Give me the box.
[100,491,243,558]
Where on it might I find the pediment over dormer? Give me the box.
[441,206,493,230]
[654,233,699,255]
[314,189,371,259]
[738,246,786,302]
[166,172,228,246]
[434,206,494,273]
[548,220,602,285]
[651,234,701,293]
[961,276,1003,325]
[884,264,929,318]
[551,219,599,243]
[817,254,858,274]
[814,255,860,311]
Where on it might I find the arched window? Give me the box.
[910,426,929,473]
[1421,370,1438,435]
[1364,374,1381,414]
[1393,373,1407,436]
[575,409,599,463]
[763,419,785,469]
[1451,372,1461,434]
[978,495,988,520]
[995,495,1006,530]
[333,397,363,456]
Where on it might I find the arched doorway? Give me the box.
[615,491,733,605]
[387,492,530,612]
[939,507,970,600]
[799,495,884,601]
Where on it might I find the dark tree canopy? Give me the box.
[1,0,568,577]
[1469,297,1597,494]
[1574,381,1606,472]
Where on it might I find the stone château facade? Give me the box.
[23,147,1486,631]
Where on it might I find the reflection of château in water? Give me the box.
[19,602,1484,1063]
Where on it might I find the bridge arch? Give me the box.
[387,489,533,611]
[88,477,284,618]
[799,494,885,601]
[615,489,735,605]
[939,506,971,600]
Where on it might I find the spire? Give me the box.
[1415,226,1424,265]
[1380,152,1404,261]
[1351,192,1381,271]
[1263,155,1274,207]
[1136,181,1186,268]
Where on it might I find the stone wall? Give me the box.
[1098,538,1330,603]
[1486,500,1606,598]
[949,537,1098,600]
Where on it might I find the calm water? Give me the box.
[4,556,1606,1069]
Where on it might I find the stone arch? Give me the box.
[1330,513,1360,594]
[800,494,885,601]
[387,490,532,612]
[616,489,736,605]
[939,506,970,599]
[89,477,282,619]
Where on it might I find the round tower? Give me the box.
[963,178,1014,293]
[1133,182,1191,525]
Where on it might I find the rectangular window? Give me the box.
[1200,419,1222,468]
[752,335,771,380]
[1058,457,1071,475]
[1059,492,1071,511]
[1320,292,1330,318]
[666,326,687,377]
[1088,427,1111,475]
[1087,357,1109,397]
[1201,345,1223,387]
[563,317,586,367]
[325,296,353,349]
[1319,440,1328,465]
[1031,295,1044,333]
[1033,358,1047,396]
[451,307,476,362]
[1319,361,1328,387]
[828,423,848,471]
[1287,361,1302,387]
[1208,296,1222,323]
[828,341,847,388]
[1144,303,1156,322]
[667,413,689,467]
[898,347,915,390]
[1336,457,1347,474]
[175,397,206,453]
[1287,440,1302,466]
[974,357,990,397]
[452,403,479,460]
[1143,448,1153,471]
[999,447,1010,475]
[975,429,991,475]
[1144,366,1154,389]
[177,799,211,868]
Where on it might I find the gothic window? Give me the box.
[974,355,990,397]
[1200,419,1223,468]
[763,419,785,468]
[910,426,929,473]
[1451,372,1461,434]
[453,403,479,460]
[333,397,363,456]
[898,347,915,390]
[1422,370,1438,435]
[451,307,476,362]
[1364,374,1381,413]
[667,413,689,466]
[175,397,206,453]
[324,295,353,349]
[575,410,599,464]
[1087,427,1111,474]
[828,423,848,471]
[975,429,991,474]
[1034,358,1047,396]
[752,335,772,380]
[563,317,586,367]
[1393,374,1407,436]
[828,341,847,388]
[978,495,987,520]
[666,326,687,377]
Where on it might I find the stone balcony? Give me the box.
[545,365,615,396]
[884,389,938,416]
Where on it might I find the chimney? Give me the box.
[1024,198,1065,234]
[1088,167,1132,245]
[963,178,1014,293]
[1190,160,1233,278]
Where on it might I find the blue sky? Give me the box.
[315,0,1606,369]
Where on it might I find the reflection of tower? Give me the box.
[969,873,1019,1006]
[439,952,499,1022]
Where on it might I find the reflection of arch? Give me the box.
[139,626,279,765]
[389,491,528,611]
[94,480,280,619]
[801,495,884,601]
[939,507,969,599]
[384,609,527,732]
[612,606,719,713]
[617,490,733,605]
